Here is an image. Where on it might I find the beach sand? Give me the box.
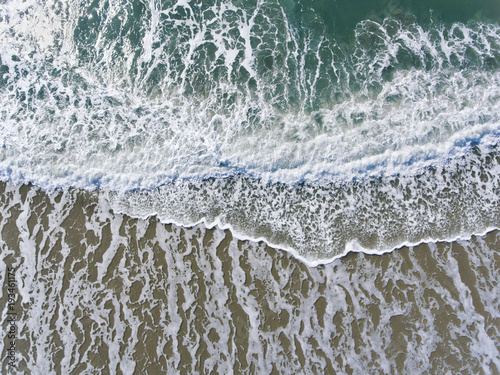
[0,182,498,373]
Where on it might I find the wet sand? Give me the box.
[0,183,499,373]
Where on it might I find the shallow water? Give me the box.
[0,182,499,374]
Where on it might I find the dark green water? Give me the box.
[302,0,500,37]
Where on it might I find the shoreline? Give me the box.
[0,179,498,373]
[1,179,498,267]
[111,207,500,267]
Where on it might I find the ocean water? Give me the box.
[0,0,499,372]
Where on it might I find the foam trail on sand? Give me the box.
[0,181,498,372]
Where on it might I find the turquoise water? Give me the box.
[305,0,500,37]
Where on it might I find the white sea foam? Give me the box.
[1,1,499,188]
[106,140,499,263]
